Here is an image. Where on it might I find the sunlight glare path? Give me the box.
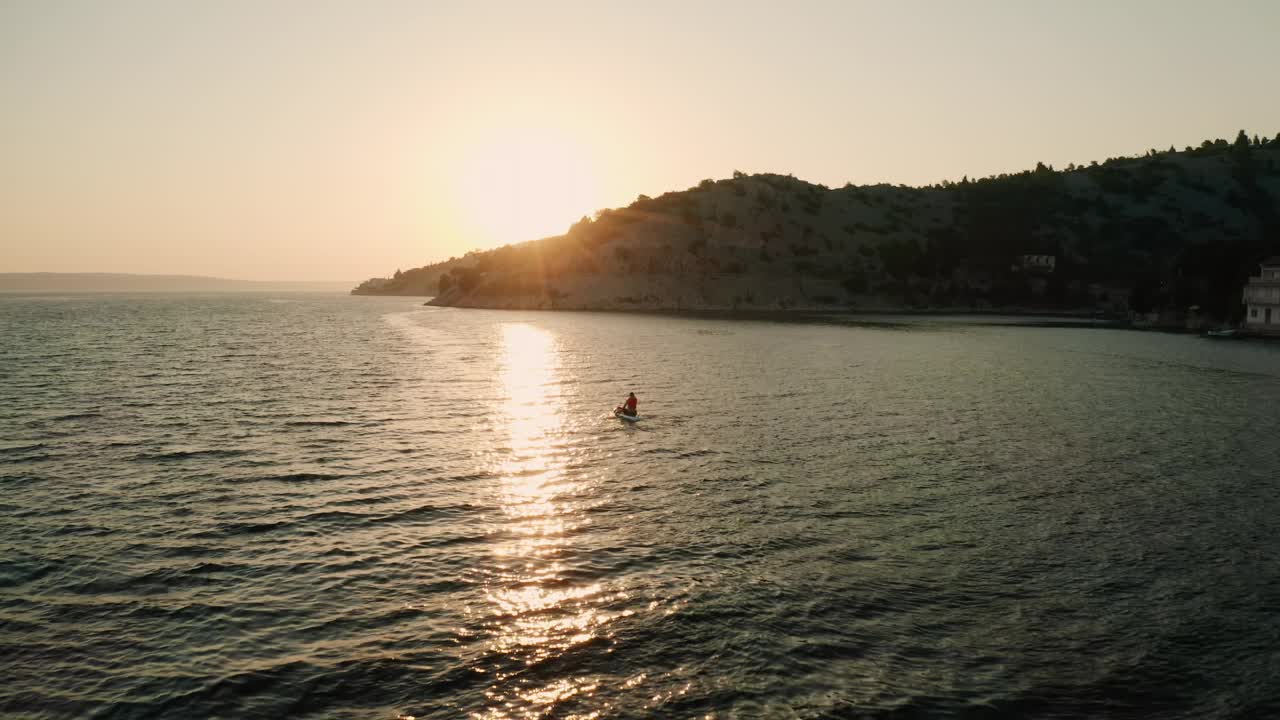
[473,323,623,718]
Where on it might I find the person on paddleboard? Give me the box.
[620,392,638,417]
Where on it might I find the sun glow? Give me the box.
[456,128,604,248]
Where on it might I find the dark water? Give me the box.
[3,293,1280,719]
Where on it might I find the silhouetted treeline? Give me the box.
[358,131,1280,319]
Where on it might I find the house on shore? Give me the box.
[1243,256,1280,333]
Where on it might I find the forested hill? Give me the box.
[355,132,1280,321]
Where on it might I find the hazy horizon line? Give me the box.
[0,271,357,283]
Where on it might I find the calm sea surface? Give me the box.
[3,293,1280,719]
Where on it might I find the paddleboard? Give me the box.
[614,407,640,422]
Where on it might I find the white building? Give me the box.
[1243,256,1280,333]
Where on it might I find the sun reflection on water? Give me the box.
[471,323,623,718]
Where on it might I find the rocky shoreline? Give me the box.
[418,293,1280,339]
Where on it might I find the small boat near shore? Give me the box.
[1205,328,1239,338]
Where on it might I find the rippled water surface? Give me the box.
[4,293,1280,719]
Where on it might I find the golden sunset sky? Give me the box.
[2,0,1278,281]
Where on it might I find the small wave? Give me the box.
[23,411,99,426]
[132,449,248,462]
[285,420,358,427]
[187,561,238,574]
[272,471,348,482]
[49,523,114,538]
[65,563,240,596]
[149,660,324,717]
[299,441,344,451]
[186,519,291,539]
[157,543,217,559]
[51,411,102,421]
[0,442,46,455]
[640,447,720,458]
[0,616,43,633]
[444,471,496,484]
[299,509,369,525]
[0,556,57,589]
[0,452,56,465]
[226,471,348,484]
[376,503,474,524]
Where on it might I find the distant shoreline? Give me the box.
[0,288,354,295]
[0,273,353,293]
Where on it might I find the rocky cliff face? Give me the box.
[366,137,1280,321]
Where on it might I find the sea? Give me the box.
[3,292,1280,719]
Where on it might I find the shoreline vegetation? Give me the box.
[356,132,1280,330]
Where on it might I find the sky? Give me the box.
[2,1,1278,282]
